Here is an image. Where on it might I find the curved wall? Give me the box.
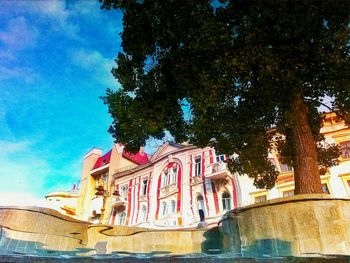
[220,194,350,257]
[0,206,220,256]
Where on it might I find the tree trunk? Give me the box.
[289,96,323,194]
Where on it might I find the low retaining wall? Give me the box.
[0,206,221,256]
[2,195,348,258]
[219,194,350,257]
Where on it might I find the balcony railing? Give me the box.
[110,196,127,207]
[159,184,178,198]
[190,175,203,185]
[206,162,230,180]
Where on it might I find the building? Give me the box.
[76,143,240,228]
[45,185,79,218]
[240,112,350,205]
[75,112,350,228]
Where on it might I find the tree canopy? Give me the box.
[101,0,350,193]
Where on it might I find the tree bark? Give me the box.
[289,96,323,194]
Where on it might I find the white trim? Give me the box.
[90,164,109,174]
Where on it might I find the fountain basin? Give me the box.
[219,194,350,257]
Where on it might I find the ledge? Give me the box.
[0,206,90,224]
[221,194,350,222]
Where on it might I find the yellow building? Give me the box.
[239,112,350,205]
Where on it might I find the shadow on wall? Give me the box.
[219,213,292,257]
[201,226,223,254]
[0,235,94,257]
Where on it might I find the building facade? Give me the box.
[238,112,350,205]
[76,113,350,228]
[76,142,240,228]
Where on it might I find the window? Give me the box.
[120,184,128,201]
[216,154,225,163]
[322,183,330,194]
[118,212,126,225]
[280,163,293,173]
[340,141,350,159]
[254,195,267,203]
[161,201,168,216]
[140,205,147,222]
[171,200,176,214]
[222,192,231,211]
[141,179,148,196]
[283,190,294,197]
[195,156,202,176]
[171,167,177,184]
[162,170,169,187]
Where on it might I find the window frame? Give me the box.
[221,191,231,211]
[195,156,202,176]
[141,178,148,196]
[340,141,350,159]
[216,154,225,163]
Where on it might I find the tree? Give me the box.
[100,0,350,194]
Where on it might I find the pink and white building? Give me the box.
[76,142,240,228]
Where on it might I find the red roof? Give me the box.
[122,150,149,165]
[92,150,112,170]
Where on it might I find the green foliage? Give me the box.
[100,0,350,189]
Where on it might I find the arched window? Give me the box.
[162,170,169,187]
[222,192,231,211]
[118,212,126,226]
[196,195,206,216]
[171,167,177,184]
[161,201,168,216]
[140,205,147,222]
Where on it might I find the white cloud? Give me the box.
[36,1,79,38]
[0,140,50,196]
[0,140,31,155]
[71,49,117,88]
[2,0,79,39]
[0,16,38,50]
[0,137,82,203]
[0,192,48,207]
[0,65,37,82]
[0,16,39,82]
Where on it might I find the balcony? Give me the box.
[190,175,203,185]
[206,162,230,180]
[159,183,178,199]
[110,196,127,207]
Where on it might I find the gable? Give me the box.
[151,142,186,161]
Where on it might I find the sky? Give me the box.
[0,0,128,204]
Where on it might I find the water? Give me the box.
[1,206,350,262]
[0,235,349,263]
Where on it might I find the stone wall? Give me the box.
[219,194,350,257]
[0,206,221,256]
[3,196,348,258]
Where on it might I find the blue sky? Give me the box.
[0,0,128,201]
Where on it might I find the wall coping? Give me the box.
[0,206,208,235]
[0,206,90,224]
[220,194,350,223]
